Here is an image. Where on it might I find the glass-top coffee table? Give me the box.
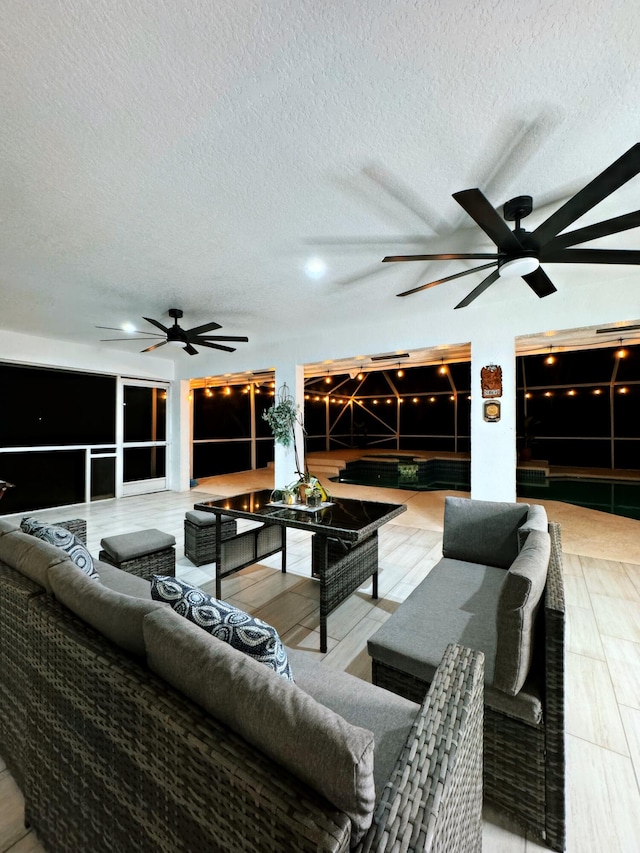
[194,489,406,652]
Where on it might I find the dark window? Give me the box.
[0,364,116,446]
[123,386,166,442]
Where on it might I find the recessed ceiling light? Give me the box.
[304,257,327,279]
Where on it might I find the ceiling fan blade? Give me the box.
[532,143,640,245]
[143,317,170,333]
[543,210,640,251]
[452,189,524,253]
[186,320,223,336]
[141,341,168,353]
[197,341,237,353]
[522,267,557,298]
[383,252,499,263]
[397,262,498,297]
[95,325,164,337]
[197,335,249,343]
[184,343,199,356]
[100,337,163,342]
[454,268,501,309]
[540,248,640,265]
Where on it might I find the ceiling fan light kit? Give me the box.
[386,143,640,307]
[498,257,540,278]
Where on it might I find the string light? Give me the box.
[412,397,419,403]
[439,358,447,375]
[545,346,556,365]
[593,389,602,395]
[397,363,404,378]
[567,389,577,396]
[616,339,628,359]
[356,372,364,381]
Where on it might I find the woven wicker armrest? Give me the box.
[53,518,87,545]
[356,644,485,853]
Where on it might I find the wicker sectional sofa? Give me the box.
[367,497,566,852]
[0,514,485,853]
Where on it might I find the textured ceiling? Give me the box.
[1,0,639,375]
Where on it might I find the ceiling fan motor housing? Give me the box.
[503,195,533,222]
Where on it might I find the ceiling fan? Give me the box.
[383,142,640,308]
[98,308,249,355]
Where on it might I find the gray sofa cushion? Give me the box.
[48,562,166,657]
[518,503,548,547]
[0,519,19,536]
[368,557,506,686]
[493,529,550,696]
[0,529,74,591]
[486,681,544,728]
[95,560,153,598]
[287,648,420,799]
[443,496,530,569]
[144,608,376,843]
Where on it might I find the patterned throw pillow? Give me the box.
[151,575,294,681]
[20,517,98,579]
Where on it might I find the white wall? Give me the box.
[0,329,175,380]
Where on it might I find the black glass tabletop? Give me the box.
[194,489,406,540]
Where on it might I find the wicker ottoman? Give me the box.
[99,529,176,581]
[184,510,238,566]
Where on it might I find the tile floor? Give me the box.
[1,467,640,852]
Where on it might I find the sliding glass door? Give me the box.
[120,380,169,496]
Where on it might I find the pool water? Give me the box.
[518,478,640,521]
[331,458,640,521]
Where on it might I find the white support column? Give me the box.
[273,363,305,489]
[168,379,192,492]
[470,333,517,502]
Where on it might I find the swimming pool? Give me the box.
[331,457,640,521]
[518,478,640,521]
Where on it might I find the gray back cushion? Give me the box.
[48,562,166,657]
[0,529,73,591]
[493,529,551,696]
[0,519,19,536]
[443,496,529,569]
[96,560,153,598]
[144,607,376,843]
[518,503,548,548]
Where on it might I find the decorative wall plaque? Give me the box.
[484,400,501,422]
[481,364,502,398]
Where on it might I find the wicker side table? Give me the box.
[184,510,237,566]
[99,529,176,581]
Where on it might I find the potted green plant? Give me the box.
[263,385,330,501]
